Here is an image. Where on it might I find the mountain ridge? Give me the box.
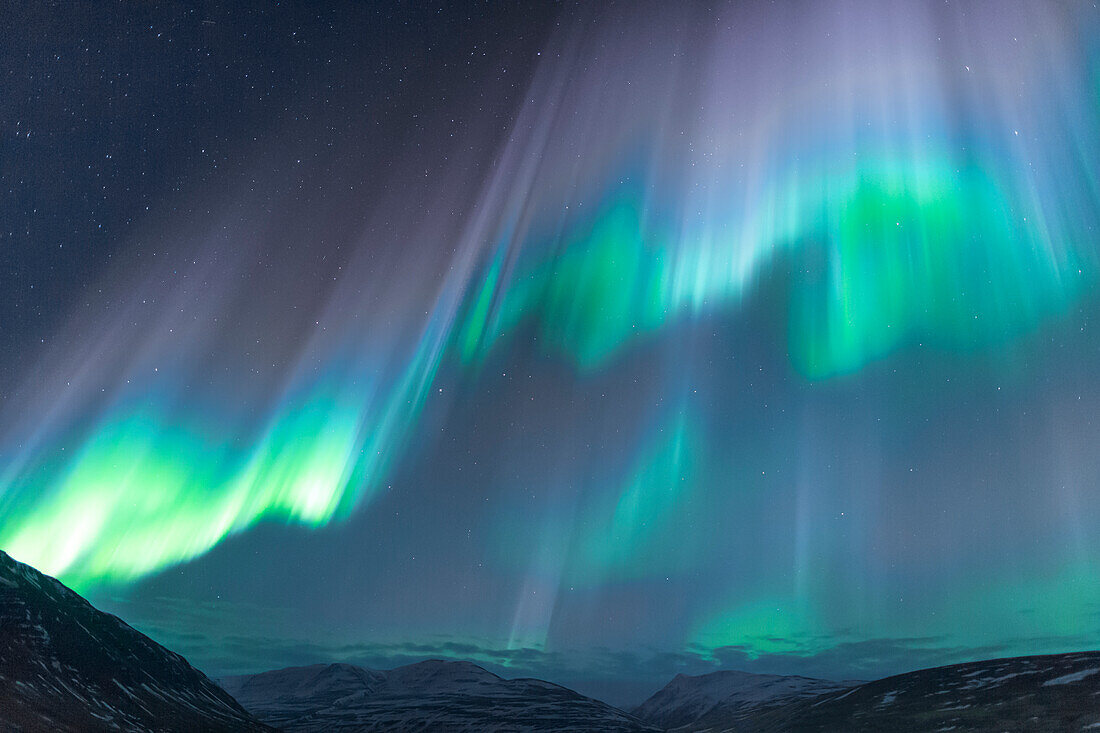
[683,651,1100,732]
[631,668,852,730]
[0,550,270,732]
[221,658,658,731]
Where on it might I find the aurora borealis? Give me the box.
[4,0,1100,705]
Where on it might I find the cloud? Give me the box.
[98,593,1100,708]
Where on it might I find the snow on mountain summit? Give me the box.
[632,669,850,730]
[222,659,657,731]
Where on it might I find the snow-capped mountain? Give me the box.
[221,660,658,731]
[631,669,851,730]
[0,550,270,732]
[690,651,1100,732]
[221,662,386,724]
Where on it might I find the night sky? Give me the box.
[3,0,1100,707]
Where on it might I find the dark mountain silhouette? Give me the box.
[221,660,658,731]
[686,651,1100,732]
[0,550,270,732]
[631,669,852,730]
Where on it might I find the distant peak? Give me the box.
[394,659,491,673]
[384,659,503,690]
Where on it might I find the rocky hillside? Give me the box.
[0,550,270,732]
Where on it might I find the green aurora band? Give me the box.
[1,146,1094,590]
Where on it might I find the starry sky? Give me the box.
[3,0,1100,707]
